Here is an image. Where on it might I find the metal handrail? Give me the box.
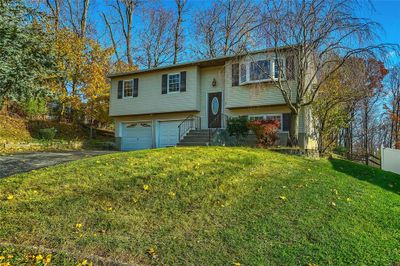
[208,113,229,143]
[178,115,201,141]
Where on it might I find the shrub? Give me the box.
[247,119,280,147]
[226,116,249,144]
[21,97,48,119]
[38,127,57,140]
[333,145,348,156]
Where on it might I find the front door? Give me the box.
[208,92,222,128]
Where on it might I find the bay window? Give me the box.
[240,64,247,83]
[274,59,284,79]
[239,58,286,84]
[250,60,270,81]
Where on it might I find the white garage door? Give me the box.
[158,120,182,148]
[121,122,152,151]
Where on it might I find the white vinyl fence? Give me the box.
[381,147,400,175]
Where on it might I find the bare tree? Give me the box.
[104,0,138,67]
[172,0,187,64]
[193,0,259,58]
[258,0,397,146]
[193,6,220,58]
[65,0,90,38]
[44,0,62,31]
[137,6,174,69]
[102,12,120,62]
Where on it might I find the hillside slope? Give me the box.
[0,147,399,265]
[0,114,89,143]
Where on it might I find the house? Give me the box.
[108,48,317,151]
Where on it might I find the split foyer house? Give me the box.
[108,48,316,151]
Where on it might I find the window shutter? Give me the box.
[133,78,138,97]
[180,71,186,92]
[162,74,168,94]
[117,80,123,99]
[282,113,291,132]
[286,56,295,80]
[232,63,239,86]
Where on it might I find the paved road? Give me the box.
[0,151,115,178]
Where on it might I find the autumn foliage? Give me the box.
[247,119,280,147]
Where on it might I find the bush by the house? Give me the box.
[38,128,57,140]
[226,116,249,144]
[333,145,348,156]
[247,119,280,147]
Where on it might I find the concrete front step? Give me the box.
[177,142,208,146]
[181,136,209,142]
[178,129,210,146]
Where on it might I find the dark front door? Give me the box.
[208,92,222,128]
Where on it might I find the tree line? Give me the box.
[0,0,399,157]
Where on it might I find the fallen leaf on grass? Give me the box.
[147,247,157,259]
[279,196,287,201]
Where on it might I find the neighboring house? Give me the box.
[108,48,317,151]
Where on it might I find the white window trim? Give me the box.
[122,79,134,99]
[248,113,285,132]
[167,73,181,94]
[239,58,286,85]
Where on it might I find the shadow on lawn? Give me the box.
[329,158,400,195]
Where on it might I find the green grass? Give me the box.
[0,147,399,265]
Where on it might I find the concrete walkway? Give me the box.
[0,151,115,178]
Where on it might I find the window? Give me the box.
[249,115,264,121]
[232,63,239,86]
[240,64,247,83]
[123,80,133,97]
[286,55,294,80]
[248,114,283,131]
[274,59,284,79]
[250,60,270,81]
[168,73,180,93]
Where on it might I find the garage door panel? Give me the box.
[121,122,152,151]
[158,120,182,148]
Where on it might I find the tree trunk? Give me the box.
[289,111,299,147]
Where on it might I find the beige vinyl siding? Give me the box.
[109,66,199,116]
[224,56,297,109]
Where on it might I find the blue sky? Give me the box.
[91,0,400,66]
[359,0,400,66]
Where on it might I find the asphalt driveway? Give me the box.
[0,151,115,178]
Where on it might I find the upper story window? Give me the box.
[274,59,284,79]
[239,57,287,85]
[123,80,133,97]
[240,64,247,83]
[250,60,270,81]
[168,73,180,93]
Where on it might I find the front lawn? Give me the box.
[0,147,399,265]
